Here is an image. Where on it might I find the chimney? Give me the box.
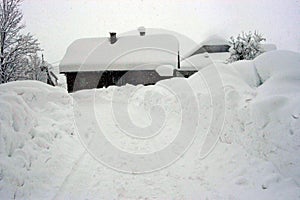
[138,26,146,36]
[109,32,117,44]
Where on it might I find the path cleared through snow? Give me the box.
[0,50,300,199]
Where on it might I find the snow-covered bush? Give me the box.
[227,31,266,63]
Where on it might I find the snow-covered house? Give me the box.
[60,30,181,92]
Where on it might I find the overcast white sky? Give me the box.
[21,0,300,64]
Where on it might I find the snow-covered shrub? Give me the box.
[227,31,266,63]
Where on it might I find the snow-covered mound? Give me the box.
[0,50,300,199]
[254,50,300,83]
[243,51,300,185]
[229,60,261,87]
[0,81,82,199]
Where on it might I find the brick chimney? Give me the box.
[138,26,146,36]
[109,32,117,44]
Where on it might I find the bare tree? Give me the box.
[0,0,41,83]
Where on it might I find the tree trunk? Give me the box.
[0,31,5,83]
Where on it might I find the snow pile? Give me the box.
[0,81,82,199]
[254,50,300,82]
[230,60,261,87]
[186,50,300,197]
[239,51,300,185]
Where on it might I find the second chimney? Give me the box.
[109,32,117,44]
[138,26,146,36]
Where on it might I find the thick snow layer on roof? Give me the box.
[122,28,197,59]
[155,65,174,76]
[180,53,213,70]
[198,35,230,46]
[180,52,229,70]
[208,52,230,61]
[262,43,277,52]
[59,34,179,72]
[183,35,230,58]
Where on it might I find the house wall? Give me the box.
[174,70,198,78]
[65,70,173,92]
[190,45,230,57]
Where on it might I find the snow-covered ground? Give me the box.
[0,50,300,199]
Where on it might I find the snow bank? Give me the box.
[188,62,254,96]
[187,50,300,196]
[230,60,261,87]
[0,81,82,199]
[254,50,300,83]
[243,54,300,184]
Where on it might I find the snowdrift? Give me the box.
[0,50,299,199]
[254,50,300,83]
[0,81,82,199]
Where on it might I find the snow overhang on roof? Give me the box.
[183,35,230,59]
[180,52,230,71]
[59,34,179,73]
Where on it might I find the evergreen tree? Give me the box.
[228,31,266,63]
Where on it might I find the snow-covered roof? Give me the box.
[59,34,179,72]
[183,35,230,59]
[262,44,277,52]
[180,53,213,70]
[121,28,197,59]
[155,65,175,76]
[180,52,230,70]
[197,35,230,46]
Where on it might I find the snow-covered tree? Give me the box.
[0,0,41,83]
[227,31,266,63]
[19,53,46,81]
